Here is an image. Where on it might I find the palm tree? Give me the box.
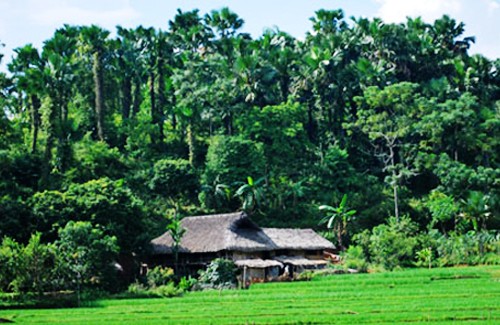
[79,25,110,142]
[42,26,78,176]
[9,44,45,153]
[319,194,356,250]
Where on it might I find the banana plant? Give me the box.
[234,176,266,214]
[319,194,356,250]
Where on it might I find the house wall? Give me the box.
[232,251,265,261]
[240,266,281,284]
[149,249,327,278]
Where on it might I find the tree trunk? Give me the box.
[157,60,165,145]
[389,145,399,221]
[336,224,344,251]
[149,71,156,145]
[171,92,177,131]
[132,79,141,117]
[122,76,132,120]
[393,180,399,221]
[187,121,195,167]
[30,94,41,154]
[307,104,315,142]
[42,101,57,187]
[94,51,105,141]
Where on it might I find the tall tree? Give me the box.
[354,82,420,220]
[42,26,78,177]
[9,44,45,153]
[79,25,111,142]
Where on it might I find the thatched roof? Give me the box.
[262,228,334,251]
[274,256,329,266]
[235,259,283,268]
[151,212,334,255]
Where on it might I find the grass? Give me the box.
[0,266,499,324]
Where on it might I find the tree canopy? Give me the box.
[0,7,498,267]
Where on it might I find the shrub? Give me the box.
[149,159,198,198]
[434,230,500,266]
[198,258,238,289]
[55,221,119,293]
[343,245,368,272]
[127,282,148,295]
[146,266,175,288]
[178,276,198,292]
[353,216,418,270]
[415,247,434,269]
[153,282,182,298]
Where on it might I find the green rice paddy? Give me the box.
[1,266,499,324]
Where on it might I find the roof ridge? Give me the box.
[182,211,245,220]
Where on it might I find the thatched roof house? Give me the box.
[150,212,334,280]
[151,212,334,255]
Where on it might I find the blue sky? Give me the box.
[0,0,499,71]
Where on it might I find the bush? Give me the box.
[149,159,198,198]
[178,276,198,292]
[146,266,175,288]
[353,216,418,270]
[434,230,500,266]
[126,282,149,295]
[343,245,368,272]
[153,282,183,298]
[198,258,238,289]
[55,221,119,293]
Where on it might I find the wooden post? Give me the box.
[243,266,247,289]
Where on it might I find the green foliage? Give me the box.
[319,194,356,250]
[152,282,183,298]
[55,221,119,293]
[149,159,198,198]
[198,258,238,289]
[0,233,56,296]
[67,178,146,253]
[415,247,434,269]
[166,210,186,270]
[203,135,265,187]
[28,178,148,254]
[0,195,31,242]
[67,134,128,183]
[234,176,266,213]
[0,7,499,296]
[342,245,368,272]
[178,275,198,292]
[355,216,419,270]
[433,230,500,266]
[0,236,22,292]
[146,266,175,288]
[425,190,458,231]
[238,102,311,172]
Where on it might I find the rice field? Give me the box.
[1,266,499,324]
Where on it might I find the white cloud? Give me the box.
[28,0,140,28]
[375,0,462,23]
[372,0,500,59]
[487,0,500,11]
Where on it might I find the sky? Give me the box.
[0,0,499,71]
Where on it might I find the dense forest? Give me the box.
[0,8,499,294]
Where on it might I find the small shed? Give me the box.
[274,256,329,278]
[235,259,283,283]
